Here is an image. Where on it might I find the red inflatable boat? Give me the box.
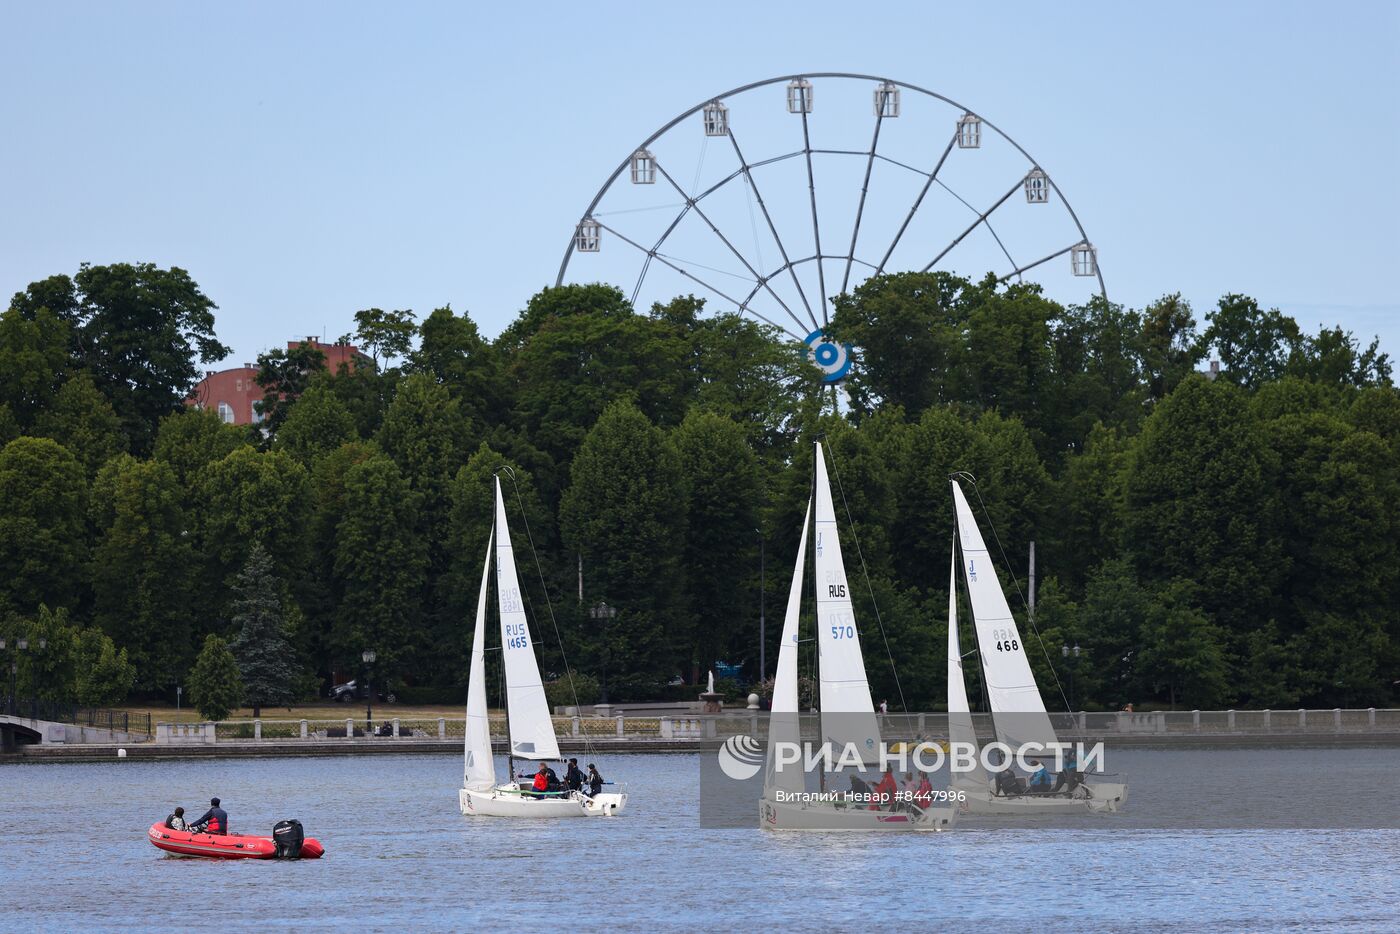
[147,822,325,859]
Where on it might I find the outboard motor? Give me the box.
[272,819,305,859]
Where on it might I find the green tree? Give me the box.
[673,411,761,676]
[195,447,311,609]
[830,271,973,417]
[1288,326,1392,387]
[349,307,416,369]
[23,264,232,451]
[273,379,358,466]
[332,451,426,677]
[0,437,87,613]
[152,407,251,487]
[560,401,687,694]
[35,371,126,477]
[1138,293,1204,402]
[9,605,79,703]
[90,456,196,689]
[72,626,137,707]
[1203,293,1303,389]
[227,543,301,716]
[253,341,327,436]
[409,304,500,430]
[188,634,244,722]
[1123,376,1279,638]
[0,306,71,428]
[1136,582,1230,708]
[504,284,691,478]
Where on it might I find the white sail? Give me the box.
[813,443,880,760]
[946,543,986,791]
[764,496,811,796]
[494,478,561,761]
[951,480,1057,753]
[463,528,497,791]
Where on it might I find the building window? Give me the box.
[217,402,235,424]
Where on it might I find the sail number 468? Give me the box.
[991,627,1020,652]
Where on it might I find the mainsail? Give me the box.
[951,480,1058,753]
[946,543,987,791]
[463,528,497,791]
[494,477,561,761]
[763,496,811,797]
[812,443,880,761]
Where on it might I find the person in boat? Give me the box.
[900,772,921,811]
[586,764,604,797]
[848,774,872,804]
[545,763,562,792]
[871,768,898,811]
[164,807,186,831]
[563,758,585,793]
[1027,759,1054,794]
[994,764,1025,796]
[914,772,934,810]
[1051,748,1081,793]
[530,763,551,799]
[189,797,228,834]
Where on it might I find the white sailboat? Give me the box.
[947,477,1127,815]
[759,442,955,831]
[458,477,627,818]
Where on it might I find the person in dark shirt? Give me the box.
[564,758,585,793]
[164,807,186,830]
[586,764,604,797]
[189,797,228,834]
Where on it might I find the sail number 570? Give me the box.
[830,625,856,639]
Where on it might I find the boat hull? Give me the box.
[459,784,627,818]
[146,823,325,859]
[760,798,956,832]
[960,781,1129,815]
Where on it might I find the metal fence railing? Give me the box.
[3,697,150,735]
[157,708,1400,745]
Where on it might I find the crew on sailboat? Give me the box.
[564,759,585,793]
[586,764,604,797]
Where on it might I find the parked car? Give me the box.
[327,680,396,703]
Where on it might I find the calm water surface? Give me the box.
[1,749,1397,932]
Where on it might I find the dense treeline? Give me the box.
[0,263,1395,713]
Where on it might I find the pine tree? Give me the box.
[227,543,300,717]
[189,634,244,722]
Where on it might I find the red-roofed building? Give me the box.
[186,337,371,426]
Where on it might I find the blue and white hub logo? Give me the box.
[805,330,852,383]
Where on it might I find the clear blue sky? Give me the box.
[3,1,1397,367]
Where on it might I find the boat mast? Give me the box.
[495,515,516,787]
[812,443,826,793]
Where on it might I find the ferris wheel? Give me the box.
[556,73,1106,383]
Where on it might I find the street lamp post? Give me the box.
[1061,643,1081,710]
[1,637,45,716]
[589,602,616,704]
[361,649,377,737]
[757,528,766,682]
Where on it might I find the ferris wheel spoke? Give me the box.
[651,158,806,332]
[841,112,886,295]
[875,131,958,276]
[934,179,1020,274]
[921,178,1022,273]
[800,110,830,327]
[996,241,1080,284]
[596,220,803,341]
[726,131,821,333]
